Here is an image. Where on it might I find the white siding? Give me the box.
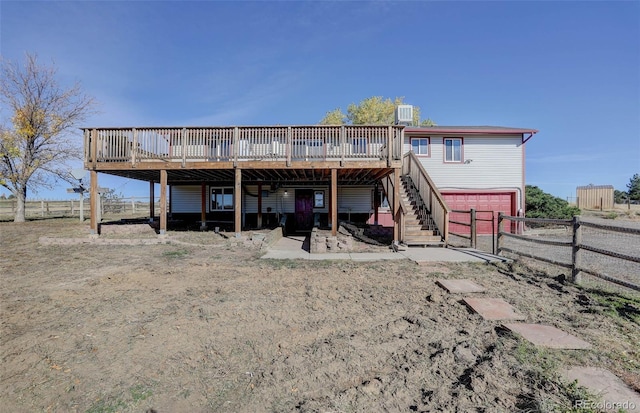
[404,134,525,209]
[170,185,376,214]
[171,185,204,213]
[338,186,374,214]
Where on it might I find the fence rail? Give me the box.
[0,197,162,220]
[497,213,640,293]
[448,209,497,253]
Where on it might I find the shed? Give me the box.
[576,185,614,210]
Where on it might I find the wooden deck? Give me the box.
[82,125,405,238]
[84,125,404,177]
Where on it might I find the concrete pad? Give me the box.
[400,248,486,263]
[437,279,486,294]
[562,367,640,410]
[503,323,592,349]
[463,298,525,321]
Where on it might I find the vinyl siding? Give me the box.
[171,185,375,214]
[171,186,204,213]
[404,134,524,209]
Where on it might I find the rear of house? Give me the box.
[82,123,537,244]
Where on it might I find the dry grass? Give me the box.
[1,219,638,412]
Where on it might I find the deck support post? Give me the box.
[201,182,207,230]
[159,170,167,235]
[235,168,242,236]
[149,181,155,219]
[331,168,337,236]
[90,170,98,235]
[373,183,379,225]
[257,182,263,229]
[393,168,400,243]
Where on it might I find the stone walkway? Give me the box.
[438,278,639,410]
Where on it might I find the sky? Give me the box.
[1,0,639,202]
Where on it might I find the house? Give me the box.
[82,120,537,245]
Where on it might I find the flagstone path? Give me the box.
[439,278,639,410]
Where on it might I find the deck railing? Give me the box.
[402,151,450,244]
[84,125,404,166]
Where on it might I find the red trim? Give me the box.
[409,136,431,157]
[443,137,464,163]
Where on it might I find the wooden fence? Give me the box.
[497,213,640,293]
[448,209,497,253]
[0,197,162,220]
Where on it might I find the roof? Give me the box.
[576,185,614,190]
[404,125,538,135]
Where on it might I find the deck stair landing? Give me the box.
[400,175,444,246]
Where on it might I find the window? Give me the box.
[410,137,429,156]
[211,187,234,210]
[444,138,462,163]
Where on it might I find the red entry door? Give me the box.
[295,189,314,231]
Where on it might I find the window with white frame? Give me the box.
[410,137,429,156]
[444,138,462,162]
[211,187,234,210]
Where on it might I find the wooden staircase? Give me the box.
[400,175,445,246]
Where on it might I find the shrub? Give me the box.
[526,186,580,219]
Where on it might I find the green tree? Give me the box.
[626,173,640,201]
[614,189,628,204]
[0,53,96,222]
[319,96,436,126]
[525,185,580,219]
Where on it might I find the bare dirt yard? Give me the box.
[1,218,639,413]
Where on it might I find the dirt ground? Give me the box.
[1,219,639,413]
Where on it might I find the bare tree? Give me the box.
[0,53,96,222]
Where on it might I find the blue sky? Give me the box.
[1,1,639,201]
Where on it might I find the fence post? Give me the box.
[497,212,503,255]
[470,208,477,249]
[41,200,45,217]
[571,215,582,284]
[491,213,496,255]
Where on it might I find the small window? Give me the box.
[211,187,234,211]
[410,137,429,156]
[444,138,462,163]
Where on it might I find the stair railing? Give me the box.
[402,151,450,244]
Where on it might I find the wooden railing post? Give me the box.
[91,129,98,169]
[233,127,239,167]
[470,208,477,249]
[286,127,292,167]
[340,125,346,167]
[571,215,582,284]
[181,128,187,168]
[132,128,138,167]
[387,126,393,166]
[497,212,503,255]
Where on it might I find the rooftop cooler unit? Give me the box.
[395,105,413,125]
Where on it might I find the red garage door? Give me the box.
[442,192,515,235]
